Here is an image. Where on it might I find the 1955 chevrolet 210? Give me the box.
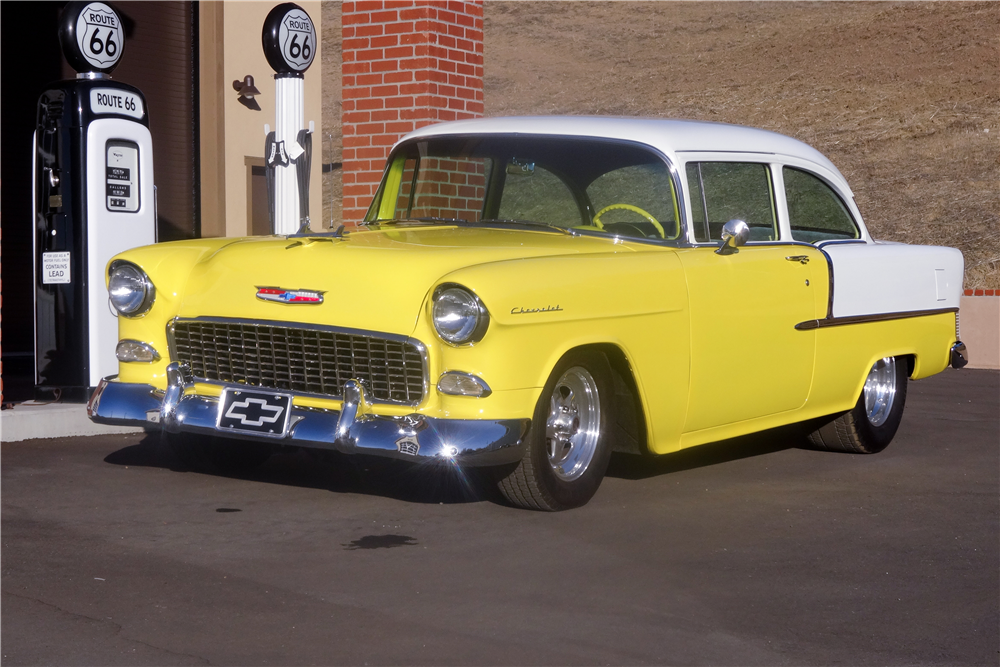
[89,117,969,510]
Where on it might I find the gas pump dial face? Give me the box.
[60,1,125,73]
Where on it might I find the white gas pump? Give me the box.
[262,3,317,234]
[33,1,157,398]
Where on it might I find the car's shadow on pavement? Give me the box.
[105,426,810,505]
[606,425,807,480]
[104,434,499,506]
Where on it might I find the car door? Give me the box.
[678,159,823,434]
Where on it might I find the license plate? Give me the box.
[216,388,292,438]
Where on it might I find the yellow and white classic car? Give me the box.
[89,117,968,510]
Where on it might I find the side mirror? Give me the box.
[716,219,749,255]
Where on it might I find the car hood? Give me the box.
[167,225,635,336]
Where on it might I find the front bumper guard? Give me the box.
[88,364,529,467]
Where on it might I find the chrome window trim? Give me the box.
[166,316,429,407]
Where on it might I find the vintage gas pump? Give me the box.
[262,3,317,234]
[33,1,156,399]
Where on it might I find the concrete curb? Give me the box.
[0,403,146,443]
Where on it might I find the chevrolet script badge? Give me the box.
[256,286,325,304]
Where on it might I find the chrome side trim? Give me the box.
[795,307,959,331]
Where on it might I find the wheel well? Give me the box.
[901,354,915,378]
[575,343,649,457]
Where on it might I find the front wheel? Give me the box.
[807,356,908,454]
[497,350,614,510]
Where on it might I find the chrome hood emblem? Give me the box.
[256,286,325,304]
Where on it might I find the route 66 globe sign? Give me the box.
[59,1,125,74]
[262,3,317,74]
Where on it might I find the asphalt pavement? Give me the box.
[3,369,997,666]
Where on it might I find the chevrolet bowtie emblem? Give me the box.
[256,286,325,304]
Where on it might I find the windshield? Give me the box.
[365,135,681,241]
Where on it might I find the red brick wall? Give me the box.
[341,0,484,221]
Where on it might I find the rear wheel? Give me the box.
[497,350,614,511]
[808,356,908,454]
[164,432,273,473]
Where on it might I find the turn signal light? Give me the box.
[437,371,491,398]
[116,340,160,363]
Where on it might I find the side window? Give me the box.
[783,167,860,243]
[586,163,679,239]
[498,163,582,227]
[686,162,777,243]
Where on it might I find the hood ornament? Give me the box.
[256,286,325,304]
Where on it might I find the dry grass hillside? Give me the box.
[483,1,999,288]
[323,2,998,288]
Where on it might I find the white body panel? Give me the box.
[823,242,964,318]
[86,118,157,386]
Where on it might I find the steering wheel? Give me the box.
[592,204,665,238]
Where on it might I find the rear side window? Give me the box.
[783,167,860,243]
[686,162,777,243]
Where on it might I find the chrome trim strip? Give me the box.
[795,307,959,331]
[166,317,430,407]
[88,378,530,467]
[168,316,415,344]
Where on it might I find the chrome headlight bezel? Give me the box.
[431,283,490,345]
[108,261,156,318]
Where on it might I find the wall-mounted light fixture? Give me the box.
[233,75,262,110]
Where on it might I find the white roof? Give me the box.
[401,116,845,183]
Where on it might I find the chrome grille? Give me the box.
[169,319,426,404]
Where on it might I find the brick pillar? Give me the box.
[341,0,484,221]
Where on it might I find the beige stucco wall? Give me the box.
[960,297,1000,370]
[200,1,324,237]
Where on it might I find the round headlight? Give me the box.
[108,262,155,317]
[432,285,489,345]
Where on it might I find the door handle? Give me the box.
[785,255,810,264]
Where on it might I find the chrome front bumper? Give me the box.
[88,366,529,467]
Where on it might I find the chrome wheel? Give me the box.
[863,357,897,427]
[545,366,601,481]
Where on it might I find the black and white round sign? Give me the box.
[262,3,316,74]
[59,1,125,73]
